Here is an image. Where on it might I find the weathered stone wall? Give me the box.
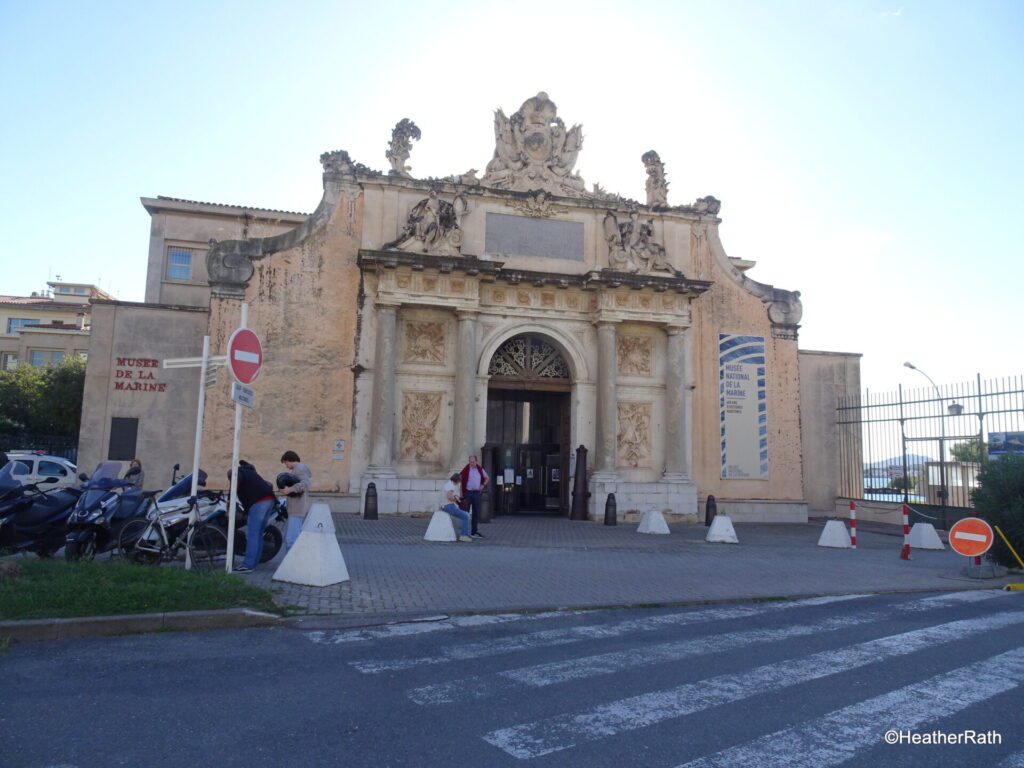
[689,224,806,509]
[199,192,362,492]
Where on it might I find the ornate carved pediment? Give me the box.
[384,191,469,257]
[480,92,586,197]
[508,190,567,218]
[602,211,677,276]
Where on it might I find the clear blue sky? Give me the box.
[2,0,1021,397]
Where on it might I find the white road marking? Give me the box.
[305,611,586,645]
[482,608,1024,759]
[677,646,1024,768]
[346,594,870,673]
[408,591,1008,702]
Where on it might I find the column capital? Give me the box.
[375,300,401,312]
[664,324,687,336]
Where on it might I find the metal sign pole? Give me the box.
[224,303,248,572]
[185,335,211,570]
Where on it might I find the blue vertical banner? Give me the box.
[719,334,768,479]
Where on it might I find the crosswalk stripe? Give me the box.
[676,646,1024,768]
[482,608,1024,759]
[347,594,870,673]
[410,590,1010,705]
[305,610,587,645]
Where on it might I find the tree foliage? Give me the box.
[0,356,86,437]
[950,440,984,463]
[972,453,1024,569]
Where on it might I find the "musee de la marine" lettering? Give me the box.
[112,357,166,392]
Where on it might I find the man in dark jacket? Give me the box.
[229,460,275,573]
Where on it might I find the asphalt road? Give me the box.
[3,590,1023,767]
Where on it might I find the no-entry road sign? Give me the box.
[227,328,263,385]
[948,517,994,557]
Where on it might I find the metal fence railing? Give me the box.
[837,374,1024,511]
[0,433,79,465]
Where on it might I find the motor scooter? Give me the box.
[64,462,153,561]
[0,462,83,557]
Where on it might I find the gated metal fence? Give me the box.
[837,374,1024,514]
[0,433,79,464]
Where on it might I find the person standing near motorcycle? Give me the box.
[229,460,275,573]
[277,450,312,552]
[125,459,144,489]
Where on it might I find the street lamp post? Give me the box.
[904,362,948,509]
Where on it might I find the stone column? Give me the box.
[663,325,691,481]
[449,310,478,470]
[368,302,398,473]
[593,320,618,477]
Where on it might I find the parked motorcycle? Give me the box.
[0,462,83,557]
[64,462,153,562]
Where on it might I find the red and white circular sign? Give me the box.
[227,328,263,385]
[948,517,994,557]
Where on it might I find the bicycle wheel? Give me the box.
[118,519,161,565]
[189,524,239,571]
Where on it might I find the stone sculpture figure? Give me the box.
[602,211,676,275]
[386,119,422,177]
[480,92,586,196]
[642,150,669,207]
[384,191,469,257]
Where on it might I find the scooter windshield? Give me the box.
[0,463,24,497]
[157,470,208,504]
[81,461,125,508]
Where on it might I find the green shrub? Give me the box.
[972,453,1024,569]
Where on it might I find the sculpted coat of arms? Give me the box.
[480,92,586,196]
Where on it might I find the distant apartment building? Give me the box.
[0,282,113,369]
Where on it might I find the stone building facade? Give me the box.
[80,93,859,517]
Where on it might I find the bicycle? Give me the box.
[118,490,239,570]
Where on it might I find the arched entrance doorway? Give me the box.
[484,334,571,515]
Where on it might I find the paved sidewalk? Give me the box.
[242,514,1019,626]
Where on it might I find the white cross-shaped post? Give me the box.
[163,338,226,568]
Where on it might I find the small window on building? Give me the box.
[6,318,40,334]
[166,247,195,281]
[74,288,86,294]
[28,350,65,367]
[109,417,139,461]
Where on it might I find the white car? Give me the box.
[4,452,79,491]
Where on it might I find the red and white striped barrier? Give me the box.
[849,500,857,550]
[899,504,911,560]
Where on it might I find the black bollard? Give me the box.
[479,484,492,523]
[704,494,717,526]
[604,493,617,526]
[570,444,590,521]
[364,482,378,520]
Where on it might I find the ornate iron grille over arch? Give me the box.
[487,334,569,385]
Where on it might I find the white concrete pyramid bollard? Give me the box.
[637,509,671,535]
[908,522,945,550]
[424,509,457,542]
[705,514,739,543]
[272,503,349,586]
[817,519,852,548]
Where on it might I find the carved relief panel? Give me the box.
[617,335,652,377]
[399,391,442,462]
[404,321,445,365]
[617,402,652,468]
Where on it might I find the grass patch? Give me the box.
[0,559,279,621]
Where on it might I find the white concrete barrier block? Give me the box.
[817,519,852,548]
[273,508,349,587]
[706,514,739,543]
[424,509,457,542]
[909,522,945,550]
[637,509,670,535]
